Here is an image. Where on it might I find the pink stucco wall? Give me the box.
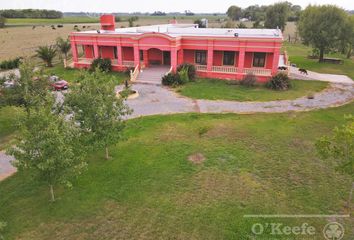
[100,46,115,59]
[122,47,134,61]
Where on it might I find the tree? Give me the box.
[194,19,207,28]
[316,115,354,211]
[342,15,354,59]
[36,45,57,67]
[237,22,247,28]
[252,20,262,28]
[65,69,131,160]
[226,5,242,21]
[298,5,348,62]
[7,100,87,202]
[242,5,268,22]
[127,16,138,27]
[0,61,50,115]
[264,2,289,31]
[288,4,302,22]
[0,14,6,28]
[56,37,71,68]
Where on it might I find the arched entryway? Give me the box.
[146,48,170,66]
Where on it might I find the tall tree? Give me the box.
[343,15,354,58]
[56,37,71,68]
[0,14,6,28]
[298,5,348,62]
[65,69,131,159]
[264,2,289,31]
[7,100,87,202]
[226,5,242,21]
[316,115,354,211]
[0,61,50,115]
[36,45,57,67]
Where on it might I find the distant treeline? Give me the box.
[0,9,63,19]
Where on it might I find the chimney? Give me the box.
[100,14,116,31]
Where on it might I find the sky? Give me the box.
[0,0,353,13]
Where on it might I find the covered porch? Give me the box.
[71,42,280,82]
[179,49,277,81]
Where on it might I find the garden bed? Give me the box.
[177,78,328,102]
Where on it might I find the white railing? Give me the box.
[130,64,140,82]
[166,66,173,75]
[77,58,93,64]
[195,65,207,71]
[123,61,135,67]
[212,66,238,73]
[243,68,272,76]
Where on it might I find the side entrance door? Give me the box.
[163,51,171,65]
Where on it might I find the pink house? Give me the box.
[70,15,284,82]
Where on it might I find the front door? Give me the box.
[163,51,171,65]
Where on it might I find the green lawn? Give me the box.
[284,42,354,80]
[43,65,129,85]
[0,106,23,150]
[0,103,353,239]
[178,78,328,101]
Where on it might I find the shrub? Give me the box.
[162,73,181,86]
[240,73,257,87]
[0,57,21,70]
[266,73,291,90]
[0,15,6,28]
[178,66,189,84]
[91,58,112,72]
[177,63,196,81]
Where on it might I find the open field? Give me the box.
[0,23,99,61]
[178,78,328,101]
[6,17,100,25]
[0,103,353,239]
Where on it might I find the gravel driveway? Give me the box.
[118,82,354,117]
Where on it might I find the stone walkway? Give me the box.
[0,151,16,181]
[289,66,353,84]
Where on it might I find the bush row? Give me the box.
[162,63,196,86]
[90,58,112,72]
[0,58,22,70]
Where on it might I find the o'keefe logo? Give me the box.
[323,222,344,240]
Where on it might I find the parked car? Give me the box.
[52,80,68,91]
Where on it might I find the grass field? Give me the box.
[42,64,129,84]
[0,106,23,150]
[0,103,353,239]
[178,78,328,101]
[284,42,354,80]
